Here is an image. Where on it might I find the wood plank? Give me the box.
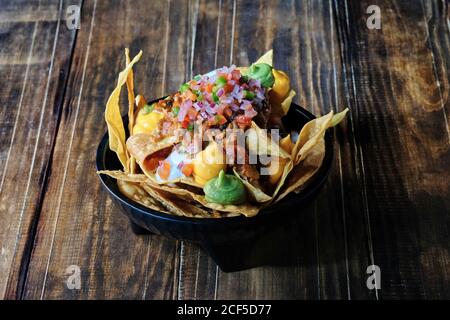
[22,0,190,299]
[335,0,450,299]
[305,0,355,300]
[0,0,80,299]
[178,0,372,299]
[417,0,450,298]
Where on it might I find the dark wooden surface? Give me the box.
[0,0,449,299]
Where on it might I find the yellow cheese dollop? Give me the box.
[133,109,164,134]
[193,142,227,186]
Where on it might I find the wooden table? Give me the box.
[1,0,449,300]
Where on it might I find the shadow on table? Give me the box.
[198,204,341,272]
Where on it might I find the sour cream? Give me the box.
[155,149,192,182]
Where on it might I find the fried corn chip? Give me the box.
[125,48,138,174]
[143,180,259,217]
[125,49,136,136]
[255,49,273,66]
[247,121,291,159]
[272,108,349,201]
[195,198,259,217]
[233,168,272,203]
[126,133,179,177]
[117,179,168,213]
[275,139,325,202]
[147,174,204,189]
[105,50,142,170]
[292,111,333,165]
[97,170,149,183]
[140,184,211,218]
[293,108,348,165]
[280,89,296,116]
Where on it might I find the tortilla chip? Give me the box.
[125,49,138,173]
[291,111,333,165]
[126,133,179,177]
[98,171,196,215]
[273,109,349,201]
[233,121,292,201]
[233,168,272,203]
[147,174,204,189]
[143,179,259,217]
[275,139,325,202]
[331,108,349,127]
[237,67,248,75]
[125,49,136,135]
[293,108,349,165]
[279,134,294,154]
[193,195,259,217]
[255,49,273,67]
[215,211,241,218]
[269,159,294,199]
[126,134,176,163]
[105,50,143,170]
[247,122,291,159]
[97,170,149,183]
[280,89,296,116]
[140,184,211,218]
[117,179,168,213]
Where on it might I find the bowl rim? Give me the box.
[96,102,334,224]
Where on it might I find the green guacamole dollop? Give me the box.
[247,63,275,88]
[204,170,247,205]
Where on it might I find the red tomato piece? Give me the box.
[181,163,194,176]
[235,115,252,129]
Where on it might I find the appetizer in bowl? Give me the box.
[98,49,347,218]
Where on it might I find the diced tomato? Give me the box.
[158,161,171,180]
[223,107,232,118]
[205,83,214,93]
[181,163,194,176]
[181,115,190,129]
[223,83,234,93]
[235,115,252,129]
[216,114,227,125]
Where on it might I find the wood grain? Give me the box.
[0,0,79,299]
[335,0,450,299]
[21,0,186,299]
[177,0,371,300]
[0,0,448,300]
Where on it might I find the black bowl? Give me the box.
[96,102,333,271]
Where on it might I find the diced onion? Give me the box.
[178,99,192,121]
